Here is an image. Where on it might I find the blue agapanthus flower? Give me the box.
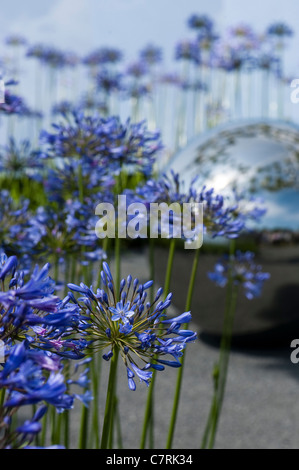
[208,250,270,299]
[5,34,27,47]
[0,251,91,448]
[187,14,214,33]
[96,69,124,95]
[132,171,247,241]
[0,191,40,268]
[175,39,201,64]
[0,86,30,116]
[82,47,123,67]
[26,43,76,69]
[0,252,87,358]
[28,200,106,267]
[266,22,293,38]
[39,111,162,177]
[67,262,197,390]
[139,44,163,65]
[0,341,74,449]
[0,137,43,178]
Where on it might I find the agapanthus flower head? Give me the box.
[125,82,151,100]
[208,250,270,299]
[175,39,201,64]
[0,84,29,115]
[228,23,257,40]
[0,250,91,449]
[257,53,280,71]
[139,44,163,65]
[0,339,86,448]
[0,190,38,262]
[5,34,27,47]
[43,158,108,205]
[67,262,197,390]
[267,22,294,38]
[96,68,124,94]
[28,200,106,266]
[0,344,68,448]
[126,60,149,78]
[0,137,42,178]
[187,14,214,34]
[82,47,123,67]
[39,111,162,177]
[134,172,246,241]
[197,31,219,53]
[211,33,258,71]
[26,44,70,69]
[0,250,88,362]
[26,43,49,60]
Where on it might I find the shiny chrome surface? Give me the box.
[167,119,299,231]
[162,119,299,345]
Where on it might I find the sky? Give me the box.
[0,0,299,136]
[0,0,298,72]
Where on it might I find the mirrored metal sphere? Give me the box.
[160,119,299,347]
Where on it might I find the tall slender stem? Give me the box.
[205,286,238,449]
[149,237,155,305]
[166,247,200,449]
[78,163,84,205]
[114,235,121,295]
[78,395,89,449]
[140,238,176,449]
[101,348,119,449]
[90,352,101,448]
[201,240,237,449]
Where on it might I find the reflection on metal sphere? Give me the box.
[162,119,299,347]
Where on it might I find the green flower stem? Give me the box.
[149,237,155,305]
[53,412,63,445]
[0,388,5,407]
[64,256,71,296]
[63,410,70,449]
[77,162,86,276]
[50,405,57,445]
[54,254,59,284]
[108,396,123,449]
[115,397,123,449]
[163,238,176,295]
[70,253,77,283]
[91,241,109,449]
[201,240,237,449]
[76,160,84,204]
[166,247,200,449]
[101,233,122,448]
[115,234,121,295]
[78,394,89,449]
[202,285,238,449]
[90,352,101,449]
[101,347,119,449]
[140,238,176,449]
[40,410,48,447]
[78,356,92,449]
[97,237,109,288]
[78,263,92,449]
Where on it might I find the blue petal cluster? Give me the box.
[208,250,271,299]
[67,261,197,390]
